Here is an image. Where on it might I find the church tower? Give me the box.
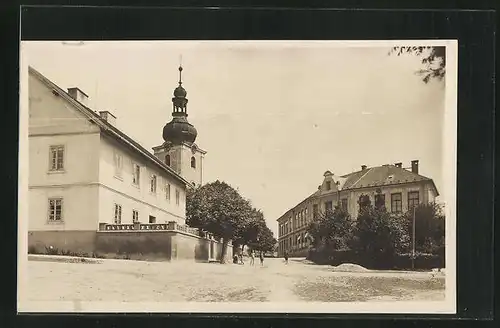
[153,65,206,187]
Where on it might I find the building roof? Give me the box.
[276,164,439,222]
[29,66,191,187]
[340,165,438,194]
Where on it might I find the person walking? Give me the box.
[259,251,264,266]
[284,251,289,265]
[249,250,255,266]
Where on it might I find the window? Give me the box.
[49,145,64,171]
[113,151,123,178]
[191,156,196,169]
[132,163,141,186]
[391,193,402,213]
[165,183,171,201]
[132,210,139,223]
[408,191,420,209]
[165,154,171,166]
[326,181,331,190]
[341,198,348,211]
[114,204,122,224]
[375,194,386,209]
[48,198,63,221]
[313,204,319,219]
[149,215,156,224]
[150,174,157,193]
[175,189,180,205]
[325,201,333,213]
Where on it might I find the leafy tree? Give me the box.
[186,180,253,263]
[250,224,277,253]
[389,46,446,83]
[403,202,445,254]
[233,208,277,254]
[307,205,353,251]
[352,194,409,256]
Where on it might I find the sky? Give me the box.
[22,41,447,236]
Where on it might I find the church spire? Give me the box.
[172,63,188,117]
[163,62,198,145]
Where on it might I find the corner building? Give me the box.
[276,162,439,258]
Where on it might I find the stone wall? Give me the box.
[28,230,97,254]
[95,230,232,262]
[28,229,233,262]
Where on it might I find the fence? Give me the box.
[98,221,218,241]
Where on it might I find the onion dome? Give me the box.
[162,64,198,144]
[163,116,197,144]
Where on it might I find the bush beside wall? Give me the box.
[307,248,445,270]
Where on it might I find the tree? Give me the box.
[402,202,445,254]
[389,46,446,83]
[251,225,277,253]
[307,205,353,251]
[186,180,253,263]
[235,208,277,254]
[352,194,409,256]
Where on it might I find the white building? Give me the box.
[27,66,193,253]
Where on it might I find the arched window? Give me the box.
[191,156,196,168]
[165,154,171,166]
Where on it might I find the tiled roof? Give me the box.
[276,164,439,222]
[29,66,190,187]
[340,165,435,191]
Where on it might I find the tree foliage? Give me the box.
[186,180,277,262]
[389,46,446,83]
[186,180,253,263]
[233,208,277,253]
[402,202,445,254]
[351,194,409,256]
[307,205,353,251]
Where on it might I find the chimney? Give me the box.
[361,165,367,171]
[67,87,89,106]
[395,162,402,168]
[411,160,419,174]
[99,111,117,126]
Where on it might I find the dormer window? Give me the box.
[165,154,171,166]
[326,181,331,191]
[191,156,196,169]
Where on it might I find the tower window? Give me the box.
[191,156,196,169]
[165,154,171,166]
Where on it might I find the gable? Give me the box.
[29,72,99,136]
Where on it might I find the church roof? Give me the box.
[29,66,191,187]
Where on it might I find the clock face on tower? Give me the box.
[191,144,198,154]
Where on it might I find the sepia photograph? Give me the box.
[18,40,457,313]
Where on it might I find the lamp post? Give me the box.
[411,205,416,270]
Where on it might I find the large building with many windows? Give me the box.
[27,65,209,255]
[276,162,439,257]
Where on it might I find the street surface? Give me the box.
[26,257,445,303]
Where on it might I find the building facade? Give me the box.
[27,65,229,261]
[276,162,439,257]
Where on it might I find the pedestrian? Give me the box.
[250,250,255,266]
[239,252,244,265]
[284,251,289,265]
[259,252,264,266]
